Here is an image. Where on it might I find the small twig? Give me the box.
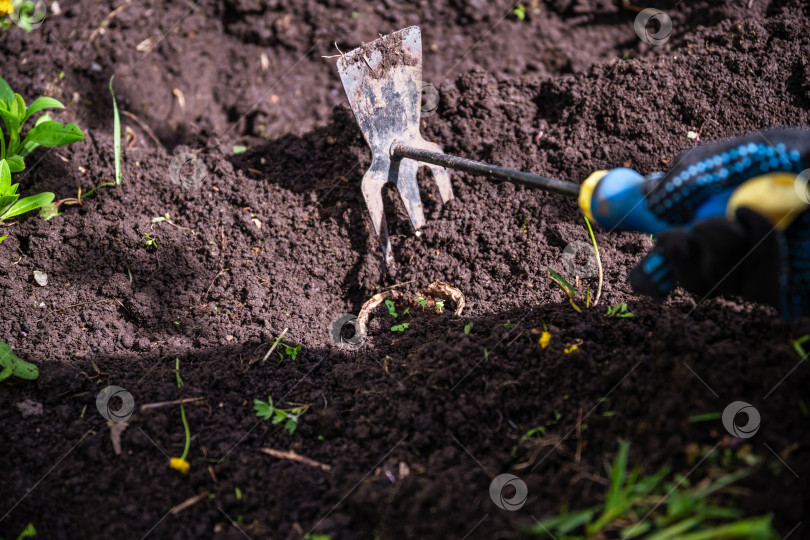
[504,331,525,349]
[170,492,210,515]
[257,328,288,364]
[121,110,166,151]
[202,268,229,303]
[88,0,132,44]
[139,396,205,412]
[259,448,331,471]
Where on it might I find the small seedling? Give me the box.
[391,323,409,332]
[549,268,581,313]
[279,343,301,362]
[232,144,247,154]
[385,299,398,317]
[0,341,39,381]
[254,396,310,435]
[584,216,603,306]
[143,233,157,248]
[109,76,122,184]
[0,159,53,242]
[416,296,428,308]
[513,3,526,20]
[0,76,84,172]
[605,303,634,318]
[435,300,445,314]
[464,322,473,335]
[169,358,192,474]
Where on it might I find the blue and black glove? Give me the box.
[629,128,810,319]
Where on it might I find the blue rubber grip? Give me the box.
[588,168,671,235]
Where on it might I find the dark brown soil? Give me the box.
[1,1,809,539]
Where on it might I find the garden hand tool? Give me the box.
[628,128,810,320]
[337,28,810,315]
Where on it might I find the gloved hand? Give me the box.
[630,128,810,319]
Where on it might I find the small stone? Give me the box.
[16,399,44,418]
[33,271,48,286]
[225,335,234,342]
[252,218,262,230]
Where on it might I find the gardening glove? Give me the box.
[629,128,810,319]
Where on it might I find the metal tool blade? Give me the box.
[337,26,453,266]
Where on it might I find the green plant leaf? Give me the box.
[0,159,10,193]
[12,94,26,120]
[0,364,12,381]
[0,342,39,380]
[0,234,7,243]
[24,96,65,123]
[109,76,122,184]
[40,201,61,220]
[0,107,21,142]
[0,194,20,217]
[1,192,55,220]
[0,76,13,105]
[6,155,24,172]
[16,522,37,539]
[18,121,85,153]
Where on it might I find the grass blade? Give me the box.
[109,75,122,185]
[585,216,603,306]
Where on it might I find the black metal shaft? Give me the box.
[392,143,580,198]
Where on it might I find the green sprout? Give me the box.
[0,75,84,172]
[0,159,53,242]
[606,303,634,318]
[16,523,36,538]
[513,3,526,20]
[527,442,776,539]
[169,358,192,474]
[793,335,809,359]
[385,299,398,317]
[416,297,428,308]
[584,216,603,306]
[464,322,473,335]
[279,343,301,362]
[254,396,310,435]
[232,144,247,154]
[391,323,409,332]
[109,76,122,184]
[0,341,39,381]
[549,268,582,313]
[143,233,157,248]
[435,300,445,314]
